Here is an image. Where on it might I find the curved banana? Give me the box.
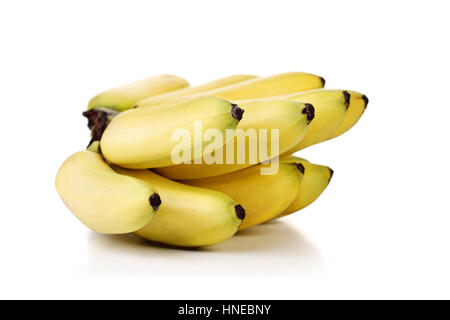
[331,90,368,138]
[100,97,243,169]
[237,89,367,152]
[136,72,324,108]
[87,74,189,112]
[181,162,303,229]
[55,150,160,234]
[154,100,315,180]
[277,155,333,217]
[115,168,245,247]
[281,89,349,152]
[136,74,257,107]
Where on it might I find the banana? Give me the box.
[281,89,349,152]
[235,89,349,154]
[181,162,303,229]
[114,168,245,247]
[136,74,257,107]
[236,89,366,153]
[55,150,160,234]
[87,74,189,112]
[332,90,368,138]
[136,72,325,108]
[154,100,315,180]
[100,97,243,169]
[277,155,333,217]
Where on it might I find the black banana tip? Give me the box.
[302,103,315,123]
[149,193,162,211]
[296,163,305,174]
[328,168,334,183]
[362,95,369,108]
[234,204,246,220]
[343,91,351,109]
[231,103,244,121]
[320,77,326,87]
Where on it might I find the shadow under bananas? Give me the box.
[85,220,324,277]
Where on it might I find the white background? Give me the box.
[1,0,449,299]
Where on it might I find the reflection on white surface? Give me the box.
[85,220,324,278]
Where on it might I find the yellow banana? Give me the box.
[115,168,245,247]
[55,150,160,234]
[332,90,368,138]
[87,74,189,112]
[136,72,324,108]
[277,155,333,217]
[181,162,303,229]
[136,74,257,107]
[100,97,243,169]
[281,89,349,152]
[236,89,367,153]
[154,100,315,180]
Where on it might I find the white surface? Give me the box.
[1,0,449,299]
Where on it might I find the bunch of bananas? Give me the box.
[56,73,368,248]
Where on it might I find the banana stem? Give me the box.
[82,107,119,144]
